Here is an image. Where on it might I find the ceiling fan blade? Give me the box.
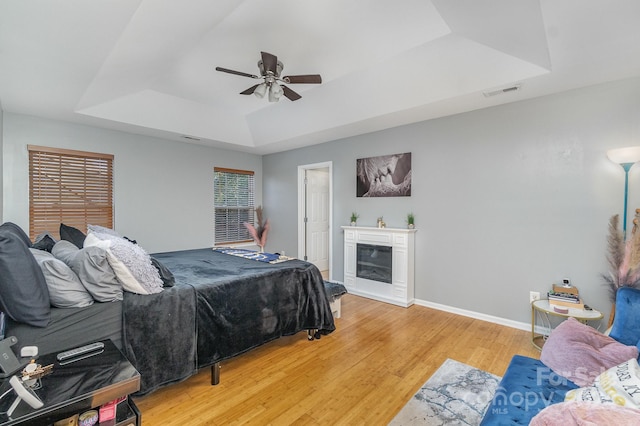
[282,74,322,84]
[281,85,302,101]
[261,52,278,75]
[240,84,260,95]
[215,67,259,79]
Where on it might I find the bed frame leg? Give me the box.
[211,362,220,385]
[307,329,321,340]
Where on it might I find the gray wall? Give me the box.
[2,113,262,252]
[3,77,640,325]
[263,77,640,324]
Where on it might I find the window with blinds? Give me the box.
[28,145,114,241]
[214,167,255,245]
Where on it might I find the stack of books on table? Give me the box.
[548,284,584,310]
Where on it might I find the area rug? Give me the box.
[389,359,501,426]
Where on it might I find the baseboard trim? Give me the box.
[414,298,530,332]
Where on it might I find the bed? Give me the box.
[6,247,335,395]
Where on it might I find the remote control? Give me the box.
[56,342,104,362]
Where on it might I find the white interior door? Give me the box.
[305,168,329,272]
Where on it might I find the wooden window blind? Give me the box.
[214,167,255,245]
[28,145,114,241]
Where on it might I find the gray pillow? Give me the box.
[52,240,123,302]
[29,248,94,308]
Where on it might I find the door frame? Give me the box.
[297,161,333,279]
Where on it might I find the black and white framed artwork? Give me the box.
[356,152,412,197]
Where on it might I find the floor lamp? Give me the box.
[607,146,640,238]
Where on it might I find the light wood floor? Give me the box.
[133,294,539,425]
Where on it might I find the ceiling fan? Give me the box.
[215,51,322,102]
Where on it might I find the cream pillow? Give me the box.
[565,358,640,407]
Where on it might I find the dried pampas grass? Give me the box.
[602,214,640,302]
[244,206,269,251]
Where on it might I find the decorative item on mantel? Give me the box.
[350,212,359,226]
[407,212,415,229]
[377,217,386,228]
[244,206,269,253]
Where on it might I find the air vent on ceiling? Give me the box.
[483,83,522,98]
[182,135,201,141]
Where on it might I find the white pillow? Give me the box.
[83,233,161,295]
[565,358,640,407]
[87,224,121,237]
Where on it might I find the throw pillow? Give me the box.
[150,256,175,287]
[609,287,640,349]
[0,222,50,327]
[565,358,640,407]
[60,223,86,249]
[90,232,162,294]
[52,240,123,302]
[540,317,638,386]
[29,248,94,308]
[32,232,57,253]
[83,233,157,295]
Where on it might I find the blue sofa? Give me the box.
[480,287,640,425]
[480,355,578,424]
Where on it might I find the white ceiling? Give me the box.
[1,0,639,154]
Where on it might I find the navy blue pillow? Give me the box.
[150,256,175,287]
[0,222,50,327]
[60,223,86,249]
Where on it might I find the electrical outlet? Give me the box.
[529,291,541,303]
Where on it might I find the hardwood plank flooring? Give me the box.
[134,295,539,425]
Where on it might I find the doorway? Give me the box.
[298,162,332,279]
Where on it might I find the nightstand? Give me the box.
[531,299,603,350]
[0,340,140,425]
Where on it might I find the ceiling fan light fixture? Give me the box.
[254,83,267,98]
[267,83,283,102]
[216,52,321,102]
[268,83,283,102]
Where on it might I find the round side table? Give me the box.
[531,299,603,350]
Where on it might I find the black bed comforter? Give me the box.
[122,248,335,395]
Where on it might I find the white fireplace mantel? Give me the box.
[341,226,416,307]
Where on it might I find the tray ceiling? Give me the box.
[1,0,639,154]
